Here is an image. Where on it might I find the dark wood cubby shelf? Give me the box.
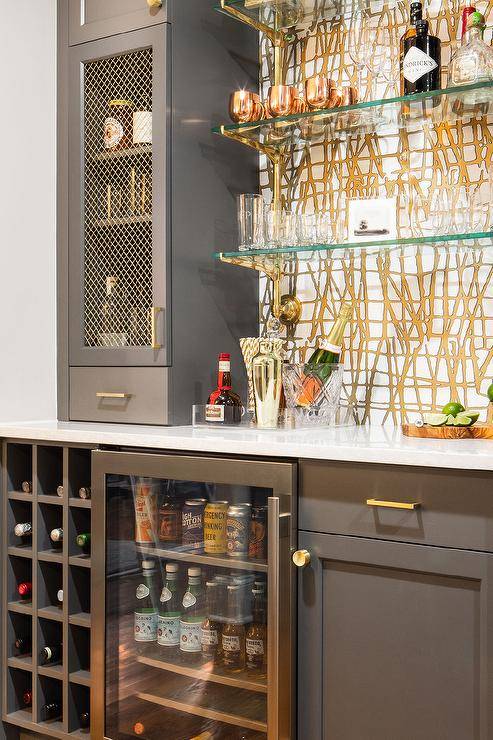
[2,441,93,738]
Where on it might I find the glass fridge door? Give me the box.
[91,452,295,740]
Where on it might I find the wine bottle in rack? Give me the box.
[78,486,91,499]
[50,527,63,550]
[76,533,91,554]
[14,636,32,655]
[17,582,32,601]
[57,589,63,607]
[14,522,32,539]
[80,711,90,729]
[21,481,32,493]
[56,485,64,497]
[40,702,62,721]
[39,644,62,665]
[22,690,32,707]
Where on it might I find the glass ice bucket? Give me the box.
[282,362,344,426]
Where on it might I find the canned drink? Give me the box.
[134,479,158,547]
[204,501,228,554]
[182,499,207,550]
[248,505,268,559]
[226,504,251,558]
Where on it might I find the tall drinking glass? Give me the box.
[237,194,264,251]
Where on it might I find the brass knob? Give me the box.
[292,549,311,568]
[147,0,162,7]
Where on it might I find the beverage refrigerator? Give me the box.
[91,450,296,740]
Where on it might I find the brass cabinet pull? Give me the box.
[147,0,162,7]
[151,306,163,350]
[96,392,131,399]
[366,498,421,511]
[292,549,311,568]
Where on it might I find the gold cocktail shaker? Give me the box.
[252,339,283,428]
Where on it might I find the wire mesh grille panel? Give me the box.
[83,47,153,348]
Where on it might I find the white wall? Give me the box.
[0,1,57,421]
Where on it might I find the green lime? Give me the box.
[487,383,493,402]
[445,414,457,425]
[455,415,473,427]
[422,413,448,426]
[463,410,480,424]
[442,401,465,417]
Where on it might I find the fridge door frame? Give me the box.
[91,449,297,740]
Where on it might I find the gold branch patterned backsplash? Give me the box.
[259,1,493,424]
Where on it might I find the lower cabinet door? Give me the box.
[298,532,493,740]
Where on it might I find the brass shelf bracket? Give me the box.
[219,126,281,164]
[220,0,289,47]
[219,254,301,325]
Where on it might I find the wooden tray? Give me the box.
[402,423,493,439]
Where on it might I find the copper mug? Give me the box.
[339,84,359,107]
[229,90,265,123]
[266,85,297,117]
[291,89,309,115]
[305,74,339,110]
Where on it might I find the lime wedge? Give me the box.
[422,413,448,426]
[445,414,457,425]
[463,410,480,424]
[455,415,473,427]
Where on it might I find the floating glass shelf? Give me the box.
[216,0,362,37]
[214,230,493,263]
[213,82,493,156]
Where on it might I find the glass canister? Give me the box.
[252,338,283,429]
[104,99,135,150]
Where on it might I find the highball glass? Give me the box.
[237,194,264,251]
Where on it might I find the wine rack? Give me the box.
[1,441,93,738]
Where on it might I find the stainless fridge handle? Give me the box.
[267,496,291,740]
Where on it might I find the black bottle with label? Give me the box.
[402,19,441,95]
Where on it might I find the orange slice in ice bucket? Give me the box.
[296,372,323,408]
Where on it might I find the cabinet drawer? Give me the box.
[69,0,166,45]
[70,367,168,424]
[300,459,493,552]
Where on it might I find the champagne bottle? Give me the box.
[297,303,351,407]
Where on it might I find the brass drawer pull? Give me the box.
[96,392,132,399]
[147,0,162,7]
[367,499,421,511]
[292,549,311,568]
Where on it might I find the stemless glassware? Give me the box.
[411,188,448,237]
[237,194,264,251]
[264,206,297,248]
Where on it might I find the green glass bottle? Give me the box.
[158,562,181,658]
[134,559,158,649]
[180,567,205,663]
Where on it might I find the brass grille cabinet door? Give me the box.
[69,27,168,367]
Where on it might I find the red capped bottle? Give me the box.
[205,353,242,424]
[18,582,32,602]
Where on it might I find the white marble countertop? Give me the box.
[0,420,492,471]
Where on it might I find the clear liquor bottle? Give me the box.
[448,10,493,87]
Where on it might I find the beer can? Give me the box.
[204,501,228,554]
[248,505,268,559]
[134,479,158,547]
[182,499,207,550]
[226,504,251,558]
